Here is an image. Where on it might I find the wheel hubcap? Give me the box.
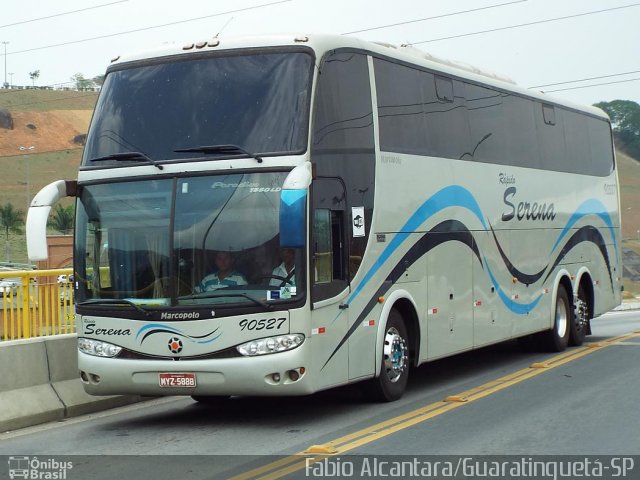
[574,295,588,330]
[383,327,408,383]
[556,297,568,337]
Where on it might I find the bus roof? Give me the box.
[108,33,609,121]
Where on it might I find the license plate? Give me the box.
[158,372,196,388]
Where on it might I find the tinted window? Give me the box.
[312,51,375,298]
[464,83,506,164]
[373,57,613,177]
[564,110,592,175]
[375,59,470,159]
[424,77,471,160]
[536,102,567,172]
[588,117,614,176]
[543,104,556,125]
[435,76,454,102]
[503,94,539,169]
[375,59,427,155]
[83,51,313,165]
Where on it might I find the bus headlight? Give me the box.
[78,338,122,358]
[237,334,305,356]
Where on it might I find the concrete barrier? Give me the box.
[0,334,144,432]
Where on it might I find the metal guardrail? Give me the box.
[1,268,74,340]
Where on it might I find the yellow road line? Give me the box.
[228,331,640,480]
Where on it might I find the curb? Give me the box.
[0,335,144,432]
[614,301,640,311]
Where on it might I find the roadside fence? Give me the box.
[1,268,74,341]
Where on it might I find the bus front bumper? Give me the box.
[78,342,315,397]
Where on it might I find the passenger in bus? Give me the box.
[196,251,247,292]
[270,248,296,287]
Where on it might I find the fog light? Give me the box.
[272,373,281,383]
[288,370,299,381]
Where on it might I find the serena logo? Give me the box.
[501,186,556,222]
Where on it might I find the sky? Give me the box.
[1,0,639,108]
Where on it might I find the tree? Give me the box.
[0,202,24,261]
[48,204,74,235]
[29,70,40,86]
[92,74,105,87]
[594,100,640,160]
[71,73,93,90]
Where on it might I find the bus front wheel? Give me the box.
[366,309,409,402]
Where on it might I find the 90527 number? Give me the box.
[239,317,286,331]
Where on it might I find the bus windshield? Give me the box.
[82,50,313,165]
[74,172,304,310]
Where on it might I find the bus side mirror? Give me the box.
[26,180,76,261]
[280,163,311,248]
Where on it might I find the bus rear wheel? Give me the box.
[366,309,409,402]
[540,285,571,352]
[569,285,590,346]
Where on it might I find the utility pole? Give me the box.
[1,41,8,88]
[19,145,35,209]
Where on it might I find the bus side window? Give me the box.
[311,177,348,302]
[313,209,344,284]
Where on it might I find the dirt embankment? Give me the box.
[0,110,92,156]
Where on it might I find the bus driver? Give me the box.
[197,251,247,292]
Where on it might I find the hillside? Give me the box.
[0,90,639,297]
[0,90,98,211]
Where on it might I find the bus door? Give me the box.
[310,177,350,389]
[426,239,474,359]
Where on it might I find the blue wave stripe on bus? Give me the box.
[323,216,611,370]
[484,257,543,314]
[136,323,221,344]
[551,198,617,258]
[346,185,486,306]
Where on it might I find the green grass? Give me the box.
[0,147,80,265]
[0,89,98,112]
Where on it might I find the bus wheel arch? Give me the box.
[390,297,420,367]
[367,291,417,401]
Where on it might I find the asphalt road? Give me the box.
[1,310,638,480]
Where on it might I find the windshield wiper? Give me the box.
[78,298,152,316]
[89,152,164,170]
[174,144,263,163]
[179,292,272,309]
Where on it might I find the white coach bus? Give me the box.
[27,34,621,402]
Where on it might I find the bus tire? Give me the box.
[540,285,571,352]
[569,285,589,346]
[366,309,409,402]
